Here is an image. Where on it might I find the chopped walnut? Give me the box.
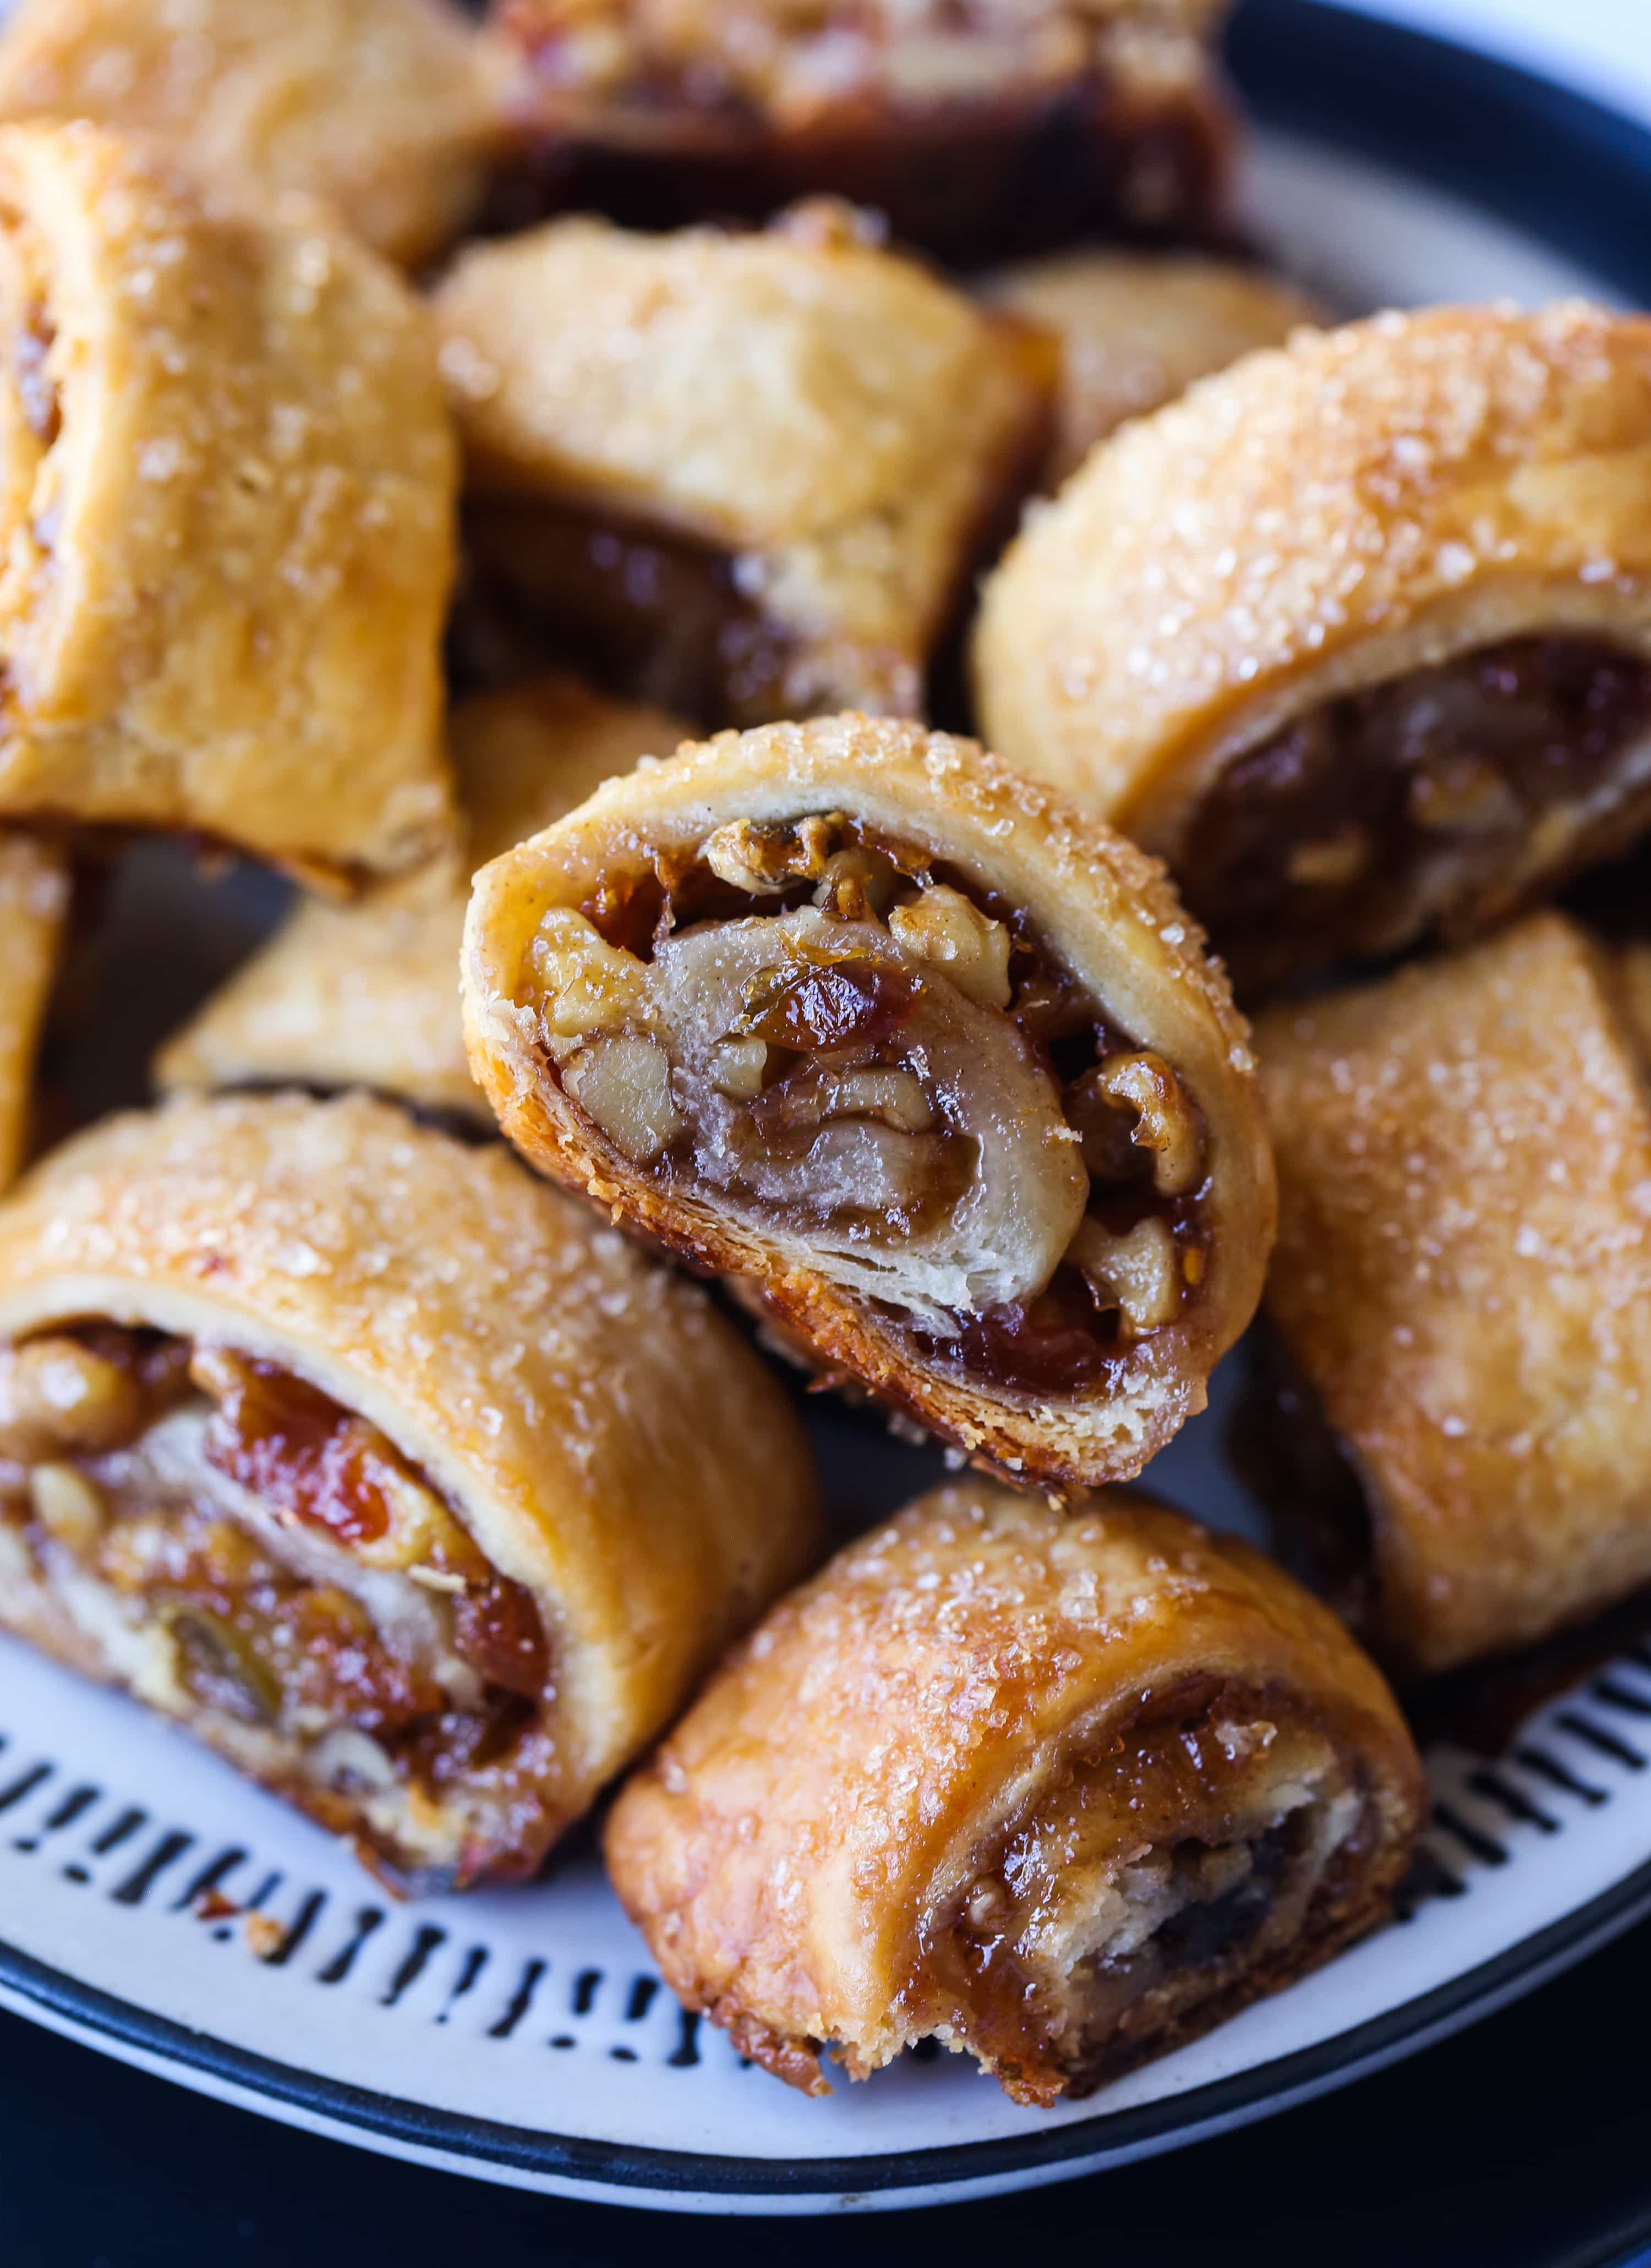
[887,884,1012,1009]
[526,908,647,1059]
[1069,1214,1182,1335]
[1070,1052,1202,1197]
[813,845,899,921]
[29,1462,106,1553]
[702,814,839,894]
[1284,830,1371,888]
[0,1337,145,1462]
[708,1037,768,1099]
[564,1033,685,1162]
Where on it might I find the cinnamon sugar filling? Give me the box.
[522,814,1211,1399]
[1179,636,1651,996]
[916,1689,1365,2105]
[0,1325,559,1887]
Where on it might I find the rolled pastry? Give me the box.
[975,304,1651,995]
[0,122,458,885]
[0,0,515,270]
[1256,911,1651,1677]
[982,252,1320,487]
[433,205,1054,727]
[0,832,68,1190]
[492,0,1234,265]
[156,678,686,1128]
[462,713,1273,1486]
[605,1480,1425,2104]
[0,1090,821,1884]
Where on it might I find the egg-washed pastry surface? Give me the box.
[1256,912,1651,1678]
[0,0,516,270]
[606,1481,1425,2105]
[983,251,1320,486]
[156,679,687,1127]
[492,0,1234,264]
[462,713,1273,1487]
[0,832,68,1192]
[0,1090,821,1886]
[0,121,458,886]
[434,205,1054,728]
[975,303,1651,996]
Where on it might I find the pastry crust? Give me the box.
[434,206,1054,725]
[1257,912,1651,1677]
[493,0,1234,264]
[0,1089,821,1880]
[982,251,1320,486]
[0,122,458,885]
[461,712,1273,1486]
[155,678,687,1126]
[0,0,517,269]
[0,831,67,1190]
[975,304,1651,990]
[605,1480,1425,2104]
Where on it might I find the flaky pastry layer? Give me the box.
[605,1481,1424,2103]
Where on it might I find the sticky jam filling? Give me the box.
[1178,637,1651,996]
[523,812,1211,1399]
[921,1688,1365,2103]
[461,499,815,729]
[0,1325,557,1884]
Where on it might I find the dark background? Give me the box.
[3,1907,1651,2267]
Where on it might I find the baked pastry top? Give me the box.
[436,205,1053,718]
[0,120,460,884]
[983,250,1320,483]
[0,0,516,267]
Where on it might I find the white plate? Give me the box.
[4,15,1651,2215]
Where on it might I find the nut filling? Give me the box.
[0,1325,557,1888]
[1178,636,1651,994]
[523,813,1210,1398]
[920,1691,1368,2105]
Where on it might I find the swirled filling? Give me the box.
[1179,637,1651,998]
[0,1324,557,1888]
[922,1686,1366,2105]
[521,812,1211,1399]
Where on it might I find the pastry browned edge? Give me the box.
[461,712,1273,1488]
[0,1091,821,1887]
[606,1480,1425,2105]
[975,303,1651,996]
[1256,911,1651,1678]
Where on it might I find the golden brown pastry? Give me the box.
[983,251,1320,486]
[0,1089,821,1884]
[492,0,1234,264]
[433,204,1054,727]
[606,1480,1425,2105]
[155,678,686,1127]
[974,304,1651,996]
[0,0,515,269]
[1256,911,1651,1677]
[462,713,1273,1487]
[0,832,68,1191]
[0,122,458,886]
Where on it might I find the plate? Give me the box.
[5,0,1651,2216]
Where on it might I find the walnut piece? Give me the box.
[564,1033,685,1162]
[29,1462,106,1553]
[0,1338,145,1462]
[527,908,648,1058]
[1069,1214,1182,1334]
[1078,1051,1203,1197]
[702,814,839,894]
[887,884,1012,1009]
